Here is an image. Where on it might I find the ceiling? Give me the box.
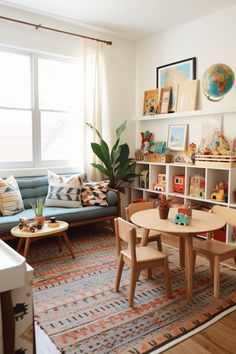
[1,0,236,40]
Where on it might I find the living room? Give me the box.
[1,0,236,353]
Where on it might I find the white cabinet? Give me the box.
[132,162,236,243]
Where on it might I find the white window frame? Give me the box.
[0,46,82,172]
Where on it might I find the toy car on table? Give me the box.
[19,217,43,233]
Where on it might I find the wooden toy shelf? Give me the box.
[132,161,236,243]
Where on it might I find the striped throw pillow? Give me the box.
[0,176,24,216]
[45,171,83,208]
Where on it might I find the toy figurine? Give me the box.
[211,182,228,202]
[190,175,205,198]
[141,130,153,150]
[173,175,185,194]
[139,170,149,189]
[173,213,190,226]
[153,173,166,192]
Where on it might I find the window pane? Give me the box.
[41,112,83,163]
[0,110,32,162]
[0,51,31,108]
[38,57,82,111]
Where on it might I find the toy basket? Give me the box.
[195,155,236,168]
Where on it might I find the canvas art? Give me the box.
[143,89,159,115]
[156,57,196,112]
[167,124,188,150]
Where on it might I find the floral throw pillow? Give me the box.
[81,181,109,207]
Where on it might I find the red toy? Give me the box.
[173,175,185,194]
[141,130,153,149]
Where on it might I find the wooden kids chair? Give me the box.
[114,217,172,307]
[193,205,236,298]
[125,201,162,250]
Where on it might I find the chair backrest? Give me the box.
[114,217,137,264]
[125,201,153,221]
[212,205,236,227]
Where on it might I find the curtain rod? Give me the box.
[0,15,112,46]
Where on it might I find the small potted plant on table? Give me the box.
[30,198,45,225]
[155,194,176,220]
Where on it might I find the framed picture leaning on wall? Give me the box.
[143,89,159,115]
[159,87,171,114]
[156,57,196,112]
[167,124,188,150]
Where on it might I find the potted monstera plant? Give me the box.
[86,121,138,193]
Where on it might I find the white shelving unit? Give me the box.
[132,107,236,243]
[132,161,236,243]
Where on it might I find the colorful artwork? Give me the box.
[143,89,159,115]
[167,124,188,151]
[156,57,196,112]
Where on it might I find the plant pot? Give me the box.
[34,216,45,226]
[158,207,169,219]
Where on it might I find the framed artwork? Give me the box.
[159,87,171,114]
[156,57,196,112]
[167,124,188,150]
[177,79,199,112]
[143,89,159,115]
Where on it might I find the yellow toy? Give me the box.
[211,182,227,202]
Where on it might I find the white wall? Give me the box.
[0,4,136,152]
[135,5,236,150]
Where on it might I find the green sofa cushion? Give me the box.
[0,206,117,234]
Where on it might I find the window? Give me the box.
[0,47,83,170]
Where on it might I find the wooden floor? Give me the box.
[35,230,236,354]
[162,233,236,354]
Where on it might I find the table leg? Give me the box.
[62,231,75,259]
[185,234,193,301]
[58,236,62,252]
[141,229,149,246]
[179,237,185,267]
[23,238,31,260]
[17,238,24,253]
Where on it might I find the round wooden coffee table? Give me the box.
[11,220,75,261]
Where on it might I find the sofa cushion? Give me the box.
[17,176,49,209]
[81,181,109,207]
[45,171,83,208]
[0,176,24,216]
[0,205,117,234]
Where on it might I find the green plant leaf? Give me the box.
[116,121,127,139]
[86,122,102,140]
[91,163,110,177]
[91,143,105,162]
[100,140,112,170]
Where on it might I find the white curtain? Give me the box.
[83,41,111,181]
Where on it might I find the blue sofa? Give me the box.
[0,176,120,240]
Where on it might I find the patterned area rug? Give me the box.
[31,225,236,354]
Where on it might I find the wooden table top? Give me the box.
[11,220,68,238]
[131,208,225,235]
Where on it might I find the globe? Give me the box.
[202,63,234,101]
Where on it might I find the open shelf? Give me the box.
[132,160,236,243]
[132,106,236,122]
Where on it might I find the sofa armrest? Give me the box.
[107,188,121,217]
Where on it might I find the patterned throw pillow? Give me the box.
[81,181,109,207]
[45,171,83,208]
[0,176,24,216]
